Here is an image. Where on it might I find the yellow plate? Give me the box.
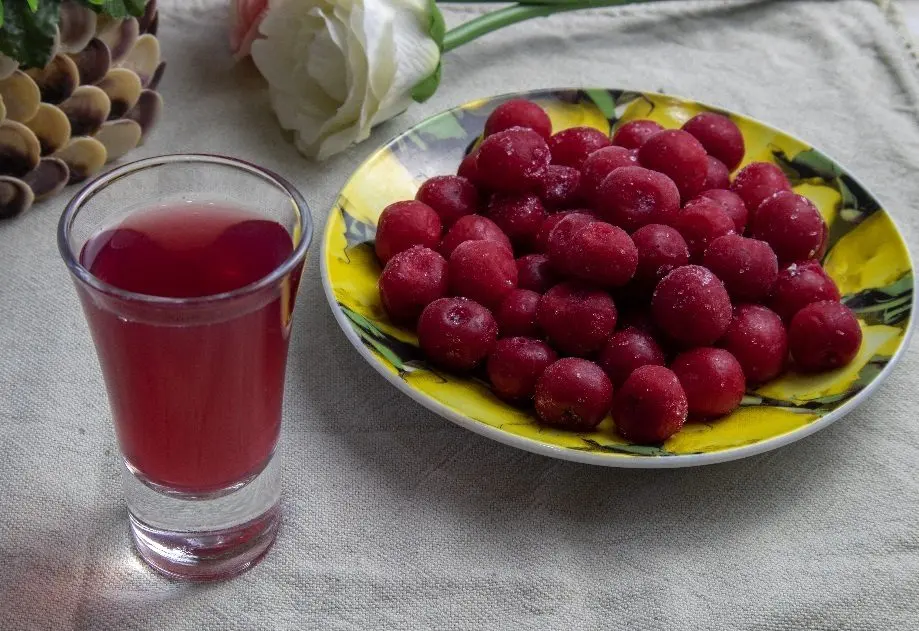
[320,88,914,467]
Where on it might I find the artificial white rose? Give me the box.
[251,0,442,160]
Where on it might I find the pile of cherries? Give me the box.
[374,99,861,444]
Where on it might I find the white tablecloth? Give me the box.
[2,1,918,628]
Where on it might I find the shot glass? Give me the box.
[58,154,312,580]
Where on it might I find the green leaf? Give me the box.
[411,0,444,103]
[74,0,147,18]
[411,60,442,103]
[581,439,672,457]
[0,0,61,68]
[425,0,445,48]
[0,4,4,29]
[584,88,616,121]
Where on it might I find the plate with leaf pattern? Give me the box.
[320,88,914,467]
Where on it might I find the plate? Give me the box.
[320,88,914,467]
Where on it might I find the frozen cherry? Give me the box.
[719,304,788,384]
[614,365,688,444]
[415,175,479,228]
[638,129,709,201]
[374,200,442,264]
[703,234,778,302]
[457,149,481,187]
[538,282,617,356]
[539,165,583,209]
[487,193,548,251]
[485,99,553,140]
[594,166,681,232]
[671,347,746,418]
[612,119,664,149]
[516,254,557,293]
[378,246,449,323]
[580,146,639,204]
[565,222,638,288]
[545,212,596,273]
[673,196,735,260]
[476,127,551,194]
[789,301,862,372]
[698,189,748,233]
[488,337,558,401]
[770,260,840,322]
[751,190,827,264]
[631,224,690,287]
[702,156,731,190]
[681,112,745,171]
[495,289,541,338]
[652,265,732,346]
[730,162,791,214]
[535,358,613,430]
[548,127,611,170]
[598,328,666,387]
[418,297,498,371]
[534,213,570,254]
[449,239,518,309]
[440,215,512,258]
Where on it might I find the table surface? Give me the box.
[2,1,919,629]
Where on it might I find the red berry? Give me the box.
[594,166,681,232]
[614,365,688,443]
[697,189,748,233]
[545,212,597,273]
[440,215,512,258]
[789,301,862,372]
[598,328,666,386]
[378,246,449,323]
[681,112,745,171]
[611,119,664,149]
[418,297,498,372]
[516,254,557,293]
[538,165,583,209]
[580,146,638,204]
[652,265,732,346]
[770,260,840,322]
[566,222,638,288]
[631,224,690,288]
[495,289,541,338]
[476,127,551,194]
[484,99,553,140]
[488,337,558,401]
[702,156,731,190]
[487,193,548,251]
[449,239,518,309]
[415,175,479,228]
[537,282,617,356]
[457,149,481,187]
[374,200,442,264]
[535,358,613,430]
[673,196,735,260]
[548,126,611,170]
[671,347,745,418]
[638,129,709,201]
[751,190,827,264]
[534,213,570,254]
[719,304,788,384]
[703,234,778,302]
[730,162,791,214]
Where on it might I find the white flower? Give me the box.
[251,0,441,160]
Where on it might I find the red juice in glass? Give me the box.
[78,203,300,494]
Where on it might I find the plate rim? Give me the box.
[319,87,917,468]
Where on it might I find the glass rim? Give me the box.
[58,153,314,306]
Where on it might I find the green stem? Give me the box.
[442,0,657,53]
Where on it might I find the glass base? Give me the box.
[123,456,281,581]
